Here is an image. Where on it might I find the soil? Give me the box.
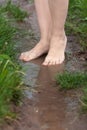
[0,0,87,130]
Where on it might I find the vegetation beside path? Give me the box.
[56,0,87,111]
[0,1,27,121]
[56,72,87,111]
[66,0,87,50]
[0,0,87,122]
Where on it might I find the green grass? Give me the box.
[0,13,17,56]
[56,72,87,90]
[0,0,28,21]
[0,54,24,119]
[56,72,87,111]
[0,1,28,121]
[0,1,28,57]
[66,0,87,50]
[63,0,87,110]
[28,0,34,4]
[64,0,87,110]
[81,87,87,111]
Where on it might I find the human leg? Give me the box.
[43,0,69,65]
[20,0,51,61]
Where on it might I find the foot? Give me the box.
[43,35,67,65]
[19,40,49,61]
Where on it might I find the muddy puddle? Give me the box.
[0,1,87,130]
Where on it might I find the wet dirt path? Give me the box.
[0,1,87,130]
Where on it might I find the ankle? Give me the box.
[52,30,66,38]
[52,34,67,42]
[40,36,50,44]
[40,32,52,43]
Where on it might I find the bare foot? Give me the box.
[19,40,49,61]
[43,35,67,65]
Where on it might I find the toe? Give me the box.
[59,56,64,64]
[19,53,24,59]
[47,59,56,65]
[53,61,56,65]
[50,59,57,65]
[43,57,49,65]
[23,55,32,61]
[43,59,50,66]
[19,51,32,61]
[48,61,53,65]
[49,61,55,65]
[55,60,59,65]
[43,61,48,66]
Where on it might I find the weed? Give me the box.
[0,54,24,119]
[66,0,87,50]
[0,0,28,21]
[0,13,17,56]
[0,1,27,120]
[0,1,28,57]
[56,72,87,89]
[56,71,87,111]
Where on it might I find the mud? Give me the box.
[0,1,87,130]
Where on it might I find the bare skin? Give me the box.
[43,35,67,65]
[20,0,51,62]
[43,0,68,65]
[20,40,49,61]
[20,0,69,65]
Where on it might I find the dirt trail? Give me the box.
[0,1,87,130]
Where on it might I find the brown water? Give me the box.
[0,1,87,130]
[17,3,87,129]
[18,59,86,130]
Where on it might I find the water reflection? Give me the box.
[21,57,67,130]
[21,57,87,130]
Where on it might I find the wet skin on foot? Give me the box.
[19,36,67,66]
